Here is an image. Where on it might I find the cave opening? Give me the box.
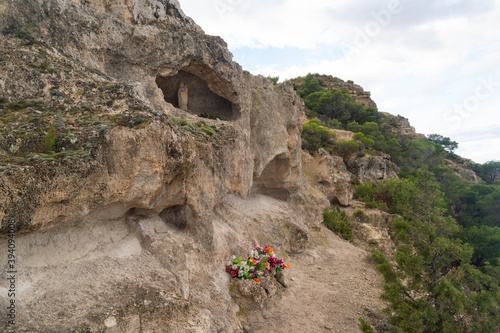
[159,204,189,230]
[156,66,240,121]
[251,154,291,201]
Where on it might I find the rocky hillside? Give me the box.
[4,1,496,332]
[0,1,393,332]
[288,74,377,108]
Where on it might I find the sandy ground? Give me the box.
[246,227,386,333]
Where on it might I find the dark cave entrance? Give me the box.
[156,65,240,121]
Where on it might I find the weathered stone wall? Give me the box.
[0,0,308,331]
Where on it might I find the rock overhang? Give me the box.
[156,62,241,120]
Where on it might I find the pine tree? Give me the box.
[372,169,500,332]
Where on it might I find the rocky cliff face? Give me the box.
[0,1,310,331]
[347,153,399,184]
[381,112,426,140]
[0,0,307,232]
[302,149,354,206]
[322,80,377,108]
[0,1,391,332]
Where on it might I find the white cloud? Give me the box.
[179,0,500,163]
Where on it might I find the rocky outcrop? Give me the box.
[0,1,310,331]
[0,0,307,232]
[381,112,426,140]
[322,80,377,108]
[345,203,396,258]
[347,153,399,183]
[290,75,377,108]
[0,1,399,332]
[444,159,482,185]
[302,149,354,206]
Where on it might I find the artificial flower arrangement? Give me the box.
[226,243,290,284]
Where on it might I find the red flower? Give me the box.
[231,270,239,278]
[226,266,231,273]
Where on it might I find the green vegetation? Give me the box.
[323,206,353,242]
[353,209,365,218]
[370,169,500,332]
[199,113,222,120]
[294,74,467,177]
[473,160,500,184]
[168,115,217,138]
[6,100,44,111]
[267,75,279,85]
[0,40,162,168]
[2,26,34,40]
[358,318,375,333]
[301,119,336,152]
[293,73,500,332]
[42,126,57,152]
[427,133,458,153]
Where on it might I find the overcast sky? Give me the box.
[180,0,500,163]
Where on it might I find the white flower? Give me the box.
[232,265,237,270]
[238,271,243,277]
[232,255,236,260]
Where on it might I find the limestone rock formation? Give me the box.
[444,159,482,185]
[0,1,310,331]
[0,1,390,332]
[302,149,354,206]
[322,79,377,108]
[289,74,377,108]
[346,203,397,258]
[381,112,426,140]
[347,153,399,183]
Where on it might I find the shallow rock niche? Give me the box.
[156,63,241,120]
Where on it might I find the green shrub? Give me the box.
[202,127,215,137]
[42,126,57,152]
[301,119,336,153]
[354,183,387,210]
[7,100,44,111]
[358,318,375,333]
[267,75,279,85]
[323,206,353,242]
[332,140,359,158]
[353,209,364,217]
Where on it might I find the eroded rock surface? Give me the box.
[348,153,399,184]
[303,149,354,206]
[0,1,387,332]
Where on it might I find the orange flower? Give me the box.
[249,258,256,265]
[266,262,271,271]
[254,278,260,283]
[285,264,290,269]
[268,247,274,254]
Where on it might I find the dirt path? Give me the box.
[247,228,386,333]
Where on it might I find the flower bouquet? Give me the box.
[226,244,290,283]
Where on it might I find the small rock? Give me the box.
[104,316,117,328]
[275,272,288,288]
